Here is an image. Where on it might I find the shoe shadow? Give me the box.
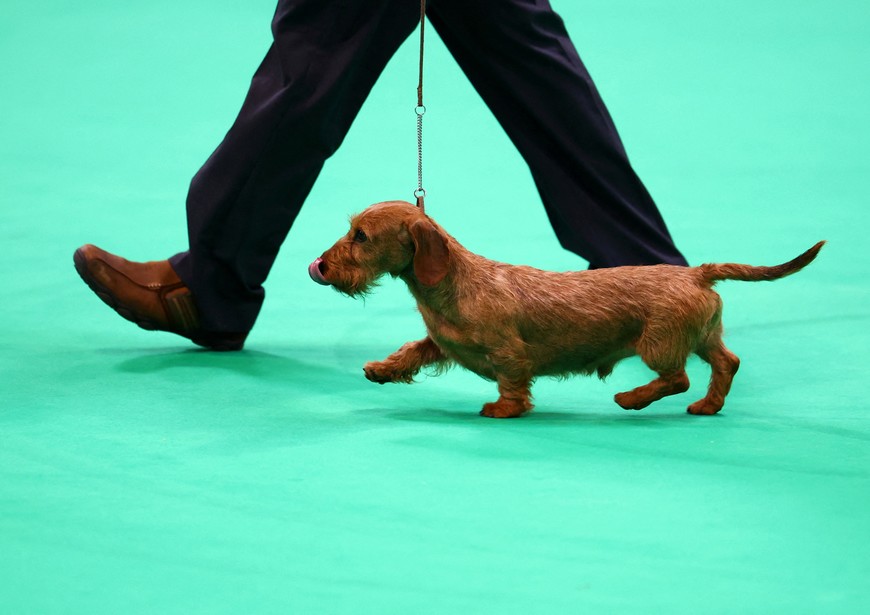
[110,347,348,386]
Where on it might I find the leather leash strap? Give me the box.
[414,0,427,212]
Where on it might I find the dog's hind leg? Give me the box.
[688,334,740,415]
[614,369,690,410]
[615,327,691,410]
[364,337,446,384]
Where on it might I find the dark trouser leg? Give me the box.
[170,0,419,332]
[428,0,688,268]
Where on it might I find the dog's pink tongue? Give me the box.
[309,258,330,285]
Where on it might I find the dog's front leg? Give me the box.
[364,337,445,384]
[480,376,533,419]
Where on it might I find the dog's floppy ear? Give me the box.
[409,218,449,286]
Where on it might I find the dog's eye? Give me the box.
[354,229,368,243]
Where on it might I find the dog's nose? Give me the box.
[308,258,330,285]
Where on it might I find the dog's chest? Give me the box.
[434,335,498,381]
[417,304,498,380]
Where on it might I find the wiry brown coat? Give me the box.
[310,201,824,418]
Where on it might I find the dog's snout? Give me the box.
[308,257,330,285]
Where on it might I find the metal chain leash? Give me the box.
[414,0,427,212]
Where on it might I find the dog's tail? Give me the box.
[698,241,825,286]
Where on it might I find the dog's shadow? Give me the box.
[361,405,722,465]
[367,406,701,426]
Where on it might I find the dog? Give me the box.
[308,200,823,418]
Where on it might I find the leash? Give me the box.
[414,0,427,212]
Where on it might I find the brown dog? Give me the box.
[309,201,823,418]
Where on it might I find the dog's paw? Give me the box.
[363,361,393,384]
[479,399,530,419]
[363,361,414,384]
[614,391,650,411]
[687,399,722,415]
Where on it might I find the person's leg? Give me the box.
[169,0,421,333]
[427,0,687,268]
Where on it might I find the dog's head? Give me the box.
[309,201,450,297]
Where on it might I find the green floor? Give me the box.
[2,1,869,612]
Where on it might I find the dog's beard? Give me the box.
[331,272,381,298]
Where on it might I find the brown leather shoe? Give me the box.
[73,244,247,351]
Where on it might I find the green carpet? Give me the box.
[2,1,869,612]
